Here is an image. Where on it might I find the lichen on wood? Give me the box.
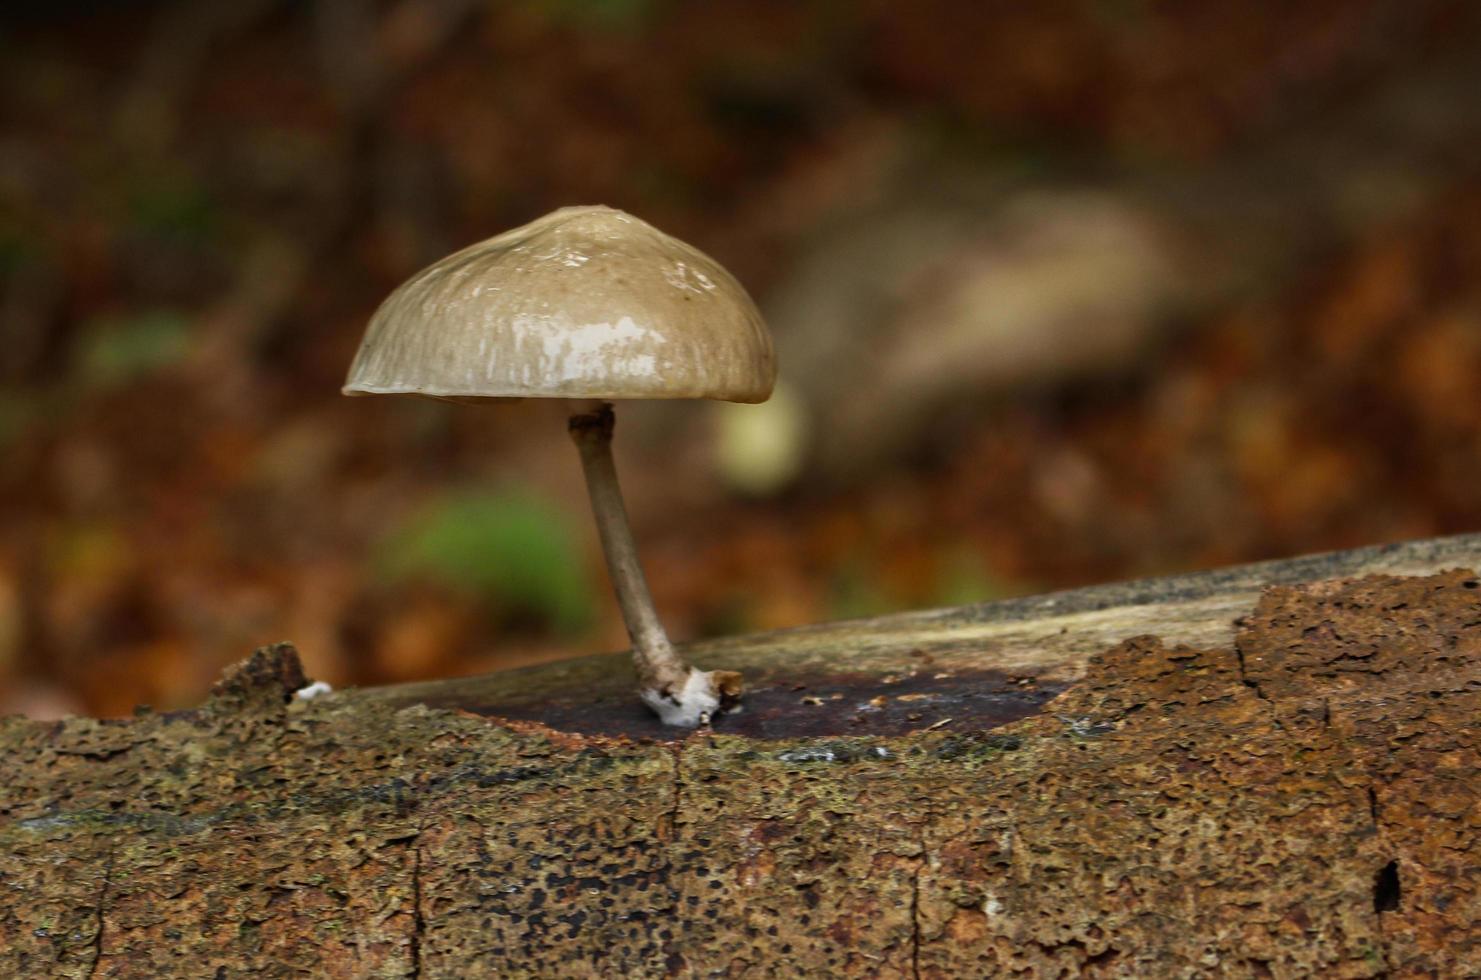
[1,545,1479,977]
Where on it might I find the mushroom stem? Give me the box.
[569,403,740,726]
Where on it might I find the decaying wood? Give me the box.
[366,531,1481,730]
[2,534,1479,977]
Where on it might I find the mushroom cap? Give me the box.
[343,205,776,403]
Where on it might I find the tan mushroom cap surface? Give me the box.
[343,205,776,403]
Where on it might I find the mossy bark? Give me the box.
[3,536,1480,977]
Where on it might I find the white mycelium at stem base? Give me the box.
[570,403,741,726]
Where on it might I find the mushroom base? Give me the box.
[640,668,744,728]
[570,403,744,727]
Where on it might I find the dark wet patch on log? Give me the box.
[433,668,1066,740]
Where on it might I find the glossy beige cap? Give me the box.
[343,206,776,403]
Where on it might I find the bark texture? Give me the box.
[2,539,1479,978]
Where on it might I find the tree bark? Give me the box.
[3,534,1480,977]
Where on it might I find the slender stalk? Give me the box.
[568,403,691,695]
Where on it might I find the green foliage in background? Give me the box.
[0,228,35,276]
[827,547,1027,622]
[827,560,896,621]
[932,548,1024,608]
[75,311,193,387]
[0,394,36,451]
[128,178,219,243]
[378,490,593,634]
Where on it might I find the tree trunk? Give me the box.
[3,534,1480,978]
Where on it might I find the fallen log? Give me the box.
[3,534,1479,977]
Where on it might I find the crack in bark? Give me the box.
[85,842,116,980]
[1232,644,1284,730]
[1367,784,1392,976]
[54,744,141,762]
[909,832,925,980]
[1232,643,1399,975]
[662,741,684,841]
[410,825,425,980]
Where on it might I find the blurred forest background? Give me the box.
[4,0,1481,718]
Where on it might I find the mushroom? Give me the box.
[343,205,775,726]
